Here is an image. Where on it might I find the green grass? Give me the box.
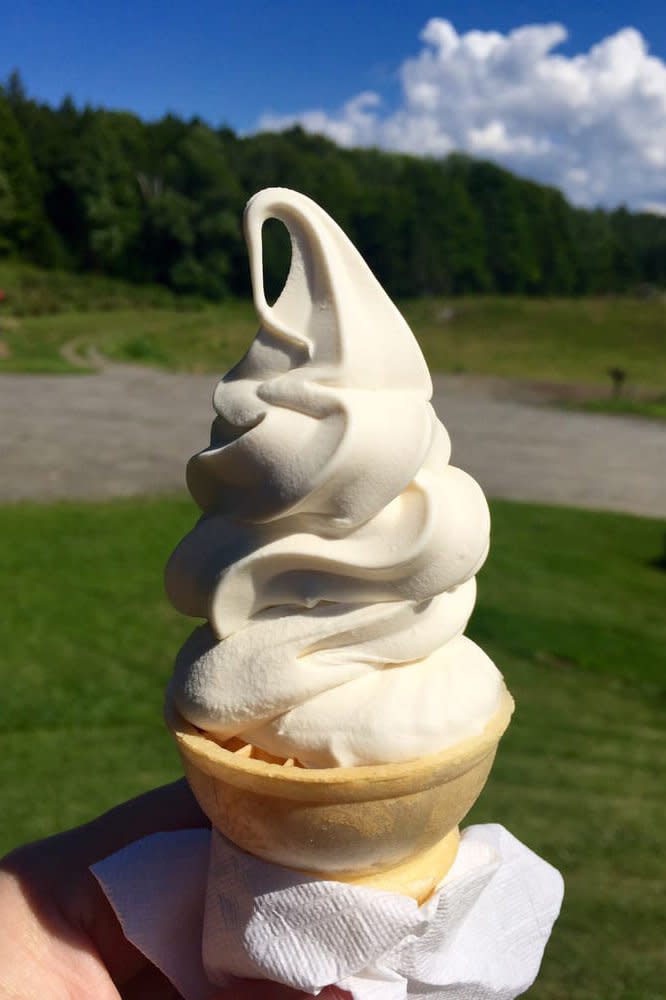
[576,394,666,422]
[0,260,200,316]
[1,271,665,413]
[0,496,665,997]
[404,296,666,387]
[0,302,253,373]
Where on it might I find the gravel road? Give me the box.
[1,366,664,517]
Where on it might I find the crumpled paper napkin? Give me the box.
[93,823,563,1000]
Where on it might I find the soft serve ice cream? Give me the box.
[166,188,505,768]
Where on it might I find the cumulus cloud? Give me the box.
[257,19,666,211]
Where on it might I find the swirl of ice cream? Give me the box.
[166,188,504,767]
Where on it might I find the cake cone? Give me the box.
[165,686,514,903]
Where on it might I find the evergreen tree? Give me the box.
[0,89,53,260]
[464,161,540,293]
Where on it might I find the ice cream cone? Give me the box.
[165,685,514,902]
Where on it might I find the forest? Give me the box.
[2,71,666,301]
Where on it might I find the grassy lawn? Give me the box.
[0,302,253,374]
[405,296,666,385]
[576,394,666,422]
[0,496,664,997]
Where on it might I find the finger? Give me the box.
[76,778,209,864]
[1,848,146,989]
[74,780,209,984]
[1,780,207,877]
[73,779,209,986]
[0,780,208,987]
[0,867,123,1000]
[120,962,184,999]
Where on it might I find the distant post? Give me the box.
[608,366,627,399]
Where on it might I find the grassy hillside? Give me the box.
[0,260,199,315]
[407,295,666,388]
[1,263,665,412]
[1,496,664,998]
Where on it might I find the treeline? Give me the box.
[2,72,666,300]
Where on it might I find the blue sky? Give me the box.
[2,2,666,209]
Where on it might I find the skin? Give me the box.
[0,781,344,1000]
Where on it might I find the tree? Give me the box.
[2,74,666,298]
[63,111,146,273]
[522,184,576,294]
[463,160,539,293]
[0,92,50,258]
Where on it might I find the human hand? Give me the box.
[0,780,341,999]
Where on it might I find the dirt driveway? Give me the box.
[1,366,664,517]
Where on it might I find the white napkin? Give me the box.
[92,824,563,1000]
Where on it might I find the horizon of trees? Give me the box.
[2,71,666,301]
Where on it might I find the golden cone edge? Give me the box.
[165,684,513,897]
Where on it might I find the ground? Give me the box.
[1,365,664,517]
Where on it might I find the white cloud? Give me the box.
[255,19,666,210]
[641,201,666,216]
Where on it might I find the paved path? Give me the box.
[1,367,664,517]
